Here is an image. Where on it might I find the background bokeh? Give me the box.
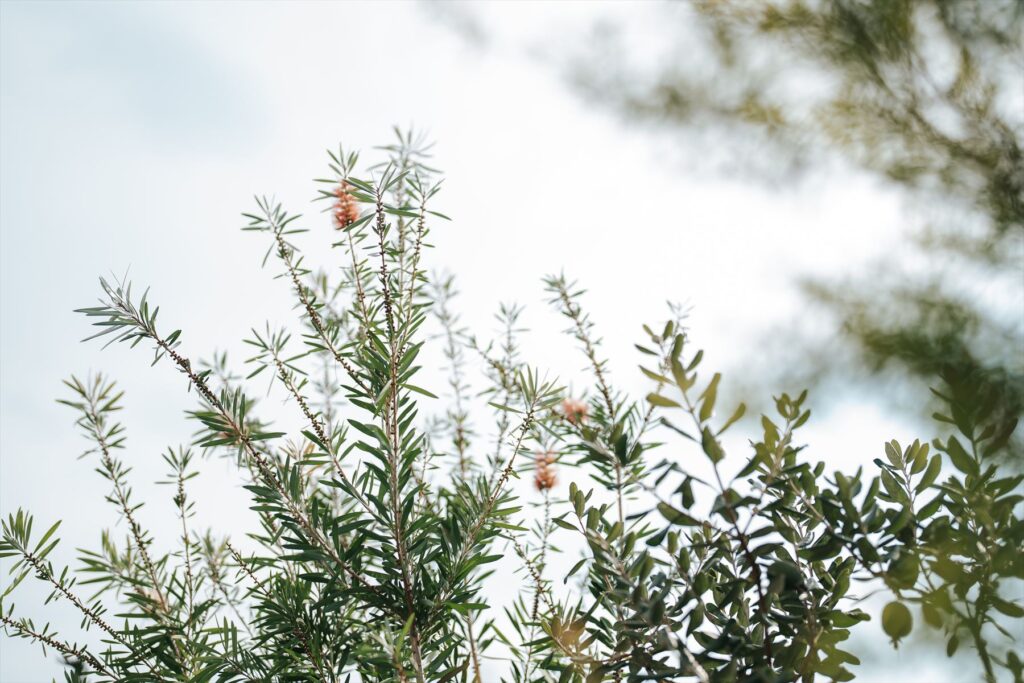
[1,1,1019,680]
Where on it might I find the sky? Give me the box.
[0,1,977,680]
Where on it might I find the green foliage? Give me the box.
[1,132,1021,682]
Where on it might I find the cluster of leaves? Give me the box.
[2,133,1021,682]
[539,322,1022,682]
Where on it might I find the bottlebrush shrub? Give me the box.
[2,133,1022,683]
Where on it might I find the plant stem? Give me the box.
[0,614,116,678]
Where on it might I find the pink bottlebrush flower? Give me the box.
[534,451,558,491]
[333,182,360,230]
[562,397,588,425]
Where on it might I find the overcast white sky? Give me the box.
[0,2,975,680]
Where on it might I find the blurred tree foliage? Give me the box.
[571,0,1023,451]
